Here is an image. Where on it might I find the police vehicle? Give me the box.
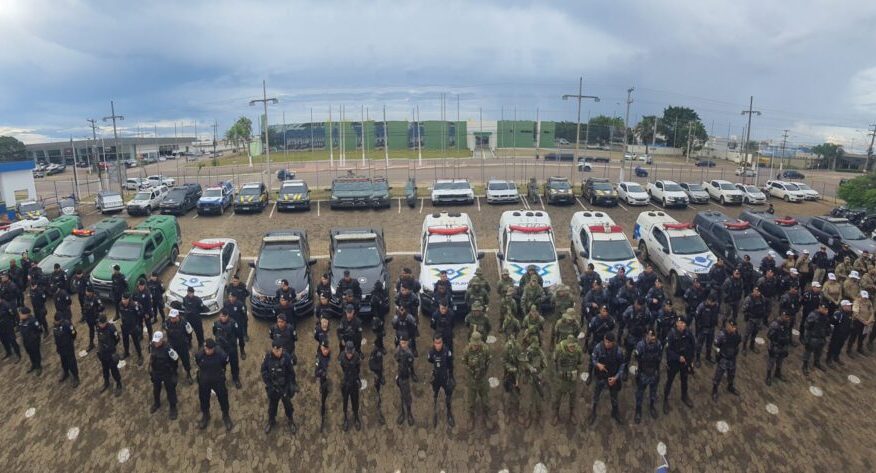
[415,212,483,317]
[249,230,316,319]
[166,238,240,315]
[276,180,311,212]
[635,211,717,295]
[38,217,128,276]
[197,181,235,215]
[801,216,876,256]
[739,211,828,259]
[570,211,640,282]
[328,227,391,318]
[234,182,269,213]
[693,211,774,271]
[497,210,562,287]
[430,179,475,206]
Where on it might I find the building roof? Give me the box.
[25,137,196,150]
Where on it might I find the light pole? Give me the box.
[249,80,278,191]
[562,77,599,184]
[102,101,125,194]
[740,96,761,185]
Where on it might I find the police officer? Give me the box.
[52,314,79,387]
[110,265,127,320]
[227,274,251,303]
[622,298,651,381]
[721,269,745,323]
[428,334,455,428]
[827,300,853,367]
[133,279,153,339]
[223,292,248,356]
[589,332,625,426]
[273,281,295,319]
[54,286,73,321]
[645,279,667,315]
[431,301,455,353]
[695,294,720,366]
[765,311,791,386]
[633,329,662,423]
[711,319,741,401]
[315,273,332,301]
[147,272,166,322]
[802,302,831,375]
[274,296,296,324]
[655,299,678,343]
[683,277,707,322]
[81,285,104,352]
[195,338,233,431]
[337,270,362,301]
[368,347,385,425]
[182,286,207,347]
[779,285,802,346]
[663,317,696,414]
[395,283,419,319]
[0,272,21,310]
[582,280,610,324]
[29,278,49,336]
[148,331,180,420]
[315,340,332,432]
[50,263,68,297]
[396,336,416,427]
[396,267,422,295]
[464,330,492,429]
[337,304,363,355]
[339,340,362,432]
[269,314,297,356]
[392,306,419,356]
[0,298,20,361]
[96,315,123,396]
[637,264,658,294]
[314,315,331,348]
[261,339,298,434]
[163,309,194,384]
[118,292,143,365]
[68,268,87,311]
[213,309,243,388]
[372,290,388,354]
[741,287,768,353]
[586,306,615,382]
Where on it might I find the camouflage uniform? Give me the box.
[502,336,524,419]
[834,258,852,283]
[522,305,546,343]
[464,301,492,338]
[551,308,581,350]
[521,279,544,317]
[522,341,547,426]
[465,268,491,309]
[496,271,516,301]
[552,334,583,425]
[843,277,861,301]
[500,310,521,338]
[499,286,519,329]
[551,284,575,320]
[518,265,545,288]
[463,331,492,427]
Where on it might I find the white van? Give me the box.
[570,211,640,282]
[414,212,482,316]
[497,210,562,287]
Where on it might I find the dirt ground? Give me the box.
[1,192,875,472]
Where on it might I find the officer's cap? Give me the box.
[343,270,351,276]
[861,290,870,299]
[272,339,284,348]
[344,340,355,353]
[345,304,355,313]
[98,315,107,324]
[187,286,195,293]
[168,308,180,318]
[604,332,616,342]
[277,314,287,321]
[811,281,821,288]
[205,338,217,348]
[828,273,837,281]
[152,331,164,343]
[850,271,861,279]
[841,300,852,307]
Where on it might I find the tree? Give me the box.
[0,136,26,162]
[660,106,707,152]
[224,117,253,152]
[585,115,625,145]
[837,174,876,209]
[634,115,662,148]
[811,142,844,171]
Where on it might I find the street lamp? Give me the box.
[563,77,600,184]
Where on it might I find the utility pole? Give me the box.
[86,118,105,190]
[562,77,600,184]
[622,87,634,165]
[740,96,762,184]
[102,101,125,194]
[212,120,218,159]
[774,129,789,180]
[383,105,389,166]
[685,122,693,162]
[329,106,334,167]
[249,80,278,191]
[865,124,876,173]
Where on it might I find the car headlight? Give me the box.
[549,189,557,194]
[203,294,216,303]
[296,284,310,300]
[330,285,336,295]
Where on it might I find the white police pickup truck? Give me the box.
[570,211,640,282]
[166,238,240,315]
[497,210,562,287]
[414,212,483,317]
[634,211,718,295]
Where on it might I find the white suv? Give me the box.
[703,179,744,205]
[166,239,240,314]
[415,212,482,316]
[791,182,820,200]
[635,210,718,295]
[431,180,475,205]
[764,180,806,202]
[570,211,640,282]
[617,182,649,206]
[647,180,689,208]
[485,180,520,204]
[497,210,561,287]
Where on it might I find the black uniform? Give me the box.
[261,351,297,425]
[149,343,180,413]
[636,271,658,295]
[96,323,122,388]
[622,306,651,378]
[0,300,19,359]
[110,272,127,318]
[269,323,297,356]
[50,269,68,297]
[163,317,194,377]
[212,318,242,384]
[683,284,707,322]
[654,308,678,343]
[52,318,79,381]
[430,309,455,352]
[582,287,611,323]
[766,319,791,384]
[132,288,153,338]
[664,326,696,407]
[802,310,831,371]
[392,312,419,354]
[695,301,720,363]
[590,340,626,420]
[81,293,104,350]
[20,315,43,371]
[337,278,362,301]
[579,271,602,298]
[195,347,230,418]
[315,349,331,429]
[54,288,73,321]
[118,300,143,360]
[779,292,802,341]
[739,260,756,293]
[29,284,49,334]
[223,298,249,349]
[227,282,250,303]
[274,286,296,306]
[146,279,166,321]
[368,349,386,423]
[721,277,744,322]
[69,274,88,309]
[741,294,769,350]
[799,289,823,341]
[828,308,852,363]
[395,292,419,320]
[428,345,454,425]
[396,345,416,425]
[0,279,21,310]
[645,286,666,315]
[182,294,207,347]
[712,329,741,390]
[339,350,362,426]
[633,338,662,418]
[337,314,363,355]
[587,315,616,353]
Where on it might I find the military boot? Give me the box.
[185,371,194,385]
[662,398,670,415]
[727,384,739,396]
[197,413,210,430]
[222,413,234,432]
[568,401,578,426]
[343,413,350,432]
[649,402,658,419]
[100,380,110,393]
[447,405,455,428]
[406,404,414,426]
[396,405,406,426]
[611,406,623,425]
[634,405,642,424]
[587,403,597,426]
[765,370,772,386]
[711,384,719,402]
[114,382,123,397]
[774,366,786,382]
[353,414,362,431]
[58,372,68,383]
[551,405,561,426]
[150,402,161,414]
[264,419,275,434]
[288,415,298,434]
[802,361,810,376]
[71,375,80,388]
[169,406,178,421]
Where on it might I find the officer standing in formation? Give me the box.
[52,314,79,387]
[261,339,297,434]
[195,338,234,431]
[148,331,179,420]
[163,309,194,384]
[339,340,362,432]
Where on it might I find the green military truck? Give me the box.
[37,217,128,277]
[90,215,181,300]
[0,215,81,272]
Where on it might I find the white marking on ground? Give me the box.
[317,200,320,217]
[67,427,80,440]
[25,407,36,418]
[117,360,127,369]
[269,202,276,219]
[629,365,638,375]
[78,350,88,358]
[618,202,629,211]
[754,336,765,345]
[360,379,368,391]
[206,447,213,461]
[716,420,730,433]
[792,329,800,336]
[486,335,497,344]
[657,442,667,456]
[580,372,589,382]
[192,214,198,220]
[592,460,606,473]
[538,195,546,210]
[419,198,424,214]
[575,198,587,209]
[117,448,131,463]
[397,198,401,214]
[488,377,500,388]
[766,403,779,415]
[648,203,663,210]
[848,374,861,385]
[809,385,823,397]
[533,463,548,473]
[499,469,510,473]
[476,196,481,211]
[245,266,255,288]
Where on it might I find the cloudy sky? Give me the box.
[1,0,875,150]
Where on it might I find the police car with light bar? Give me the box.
[497,210,562,287]
[415,212,483,317]
[570,211,640,282]
[328,227,390,318]
[693,211,774,272]
[166,238,240,314]
[249,230,316,318]
[635,211,717,295]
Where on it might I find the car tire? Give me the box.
[590,196,595,206]
[784,195,789,202]
[638,240,649,262]
[670,272,680,296]
[662,198,667,207]
[170,246,179,265]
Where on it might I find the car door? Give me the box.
[655,181,664,199]
[143,236,159,274]
[221,242,237,280]
[650,227,671,274]
[716,227,735,263]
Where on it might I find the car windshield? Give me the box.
[837,224,866,240]
[784,183,800,191]
[784,228,818,245]
[425,240,475,265]
[591,240,636,261]
[373,181,388,192]
[744,186,760,193]
[719,183,736,190]
[626,184,644,193]
[334,242,381,268]
[4,237,34,254]
[335,180,372,191]
[203,189,223,198]
[436,181,471,190]
[19,203,42,212]
[550,180,571,190]
[488,182,511,190]
[166,189,186,200]
[507,240,556,263]
[133,192,152,200]
[664,183,683,192]
[259,244,305,270]
[179,254,220,277]
[733,233,770,251]
[53,237,88,257]
[796,183,813,191]
[240,186,261,195]
[670,235,710,255]
[592,182,612,191]
[686,184,704,191]
[107,242,142,261]
[281,184,307,194]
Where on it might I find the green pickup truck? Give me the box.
[37,217,128,277]
[0,215,81,272]
[89,215,181,300]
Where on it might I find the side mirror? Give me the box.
[557,253,566,260]
[308,258,318,266]
[248,261,256,269]
[413,254,423,262]
[384,256,393,263]
[579,251,586,258]
[226,263,234,271]
[496,252,504,260]
[662,247,670,254]
[477,252,485,260]
[827,238,835,247]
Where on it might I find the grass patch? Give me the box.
[201,148,472,167]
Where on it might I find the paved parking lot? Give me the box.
[2,192,874,472]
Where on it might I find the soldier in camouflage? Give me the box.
[464,301,492,338]
[552,333,583,426]
[499,286,519,330]
[521,277,544,317]
[522,305,546,343]
[522,339,547,427]
[552,308,582,351]
[463,330,492,429]
[502,335,524,421]
[551,284,575,320]
[496,269,516,301]
[465,268,491,309]
[518,264,545,288]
